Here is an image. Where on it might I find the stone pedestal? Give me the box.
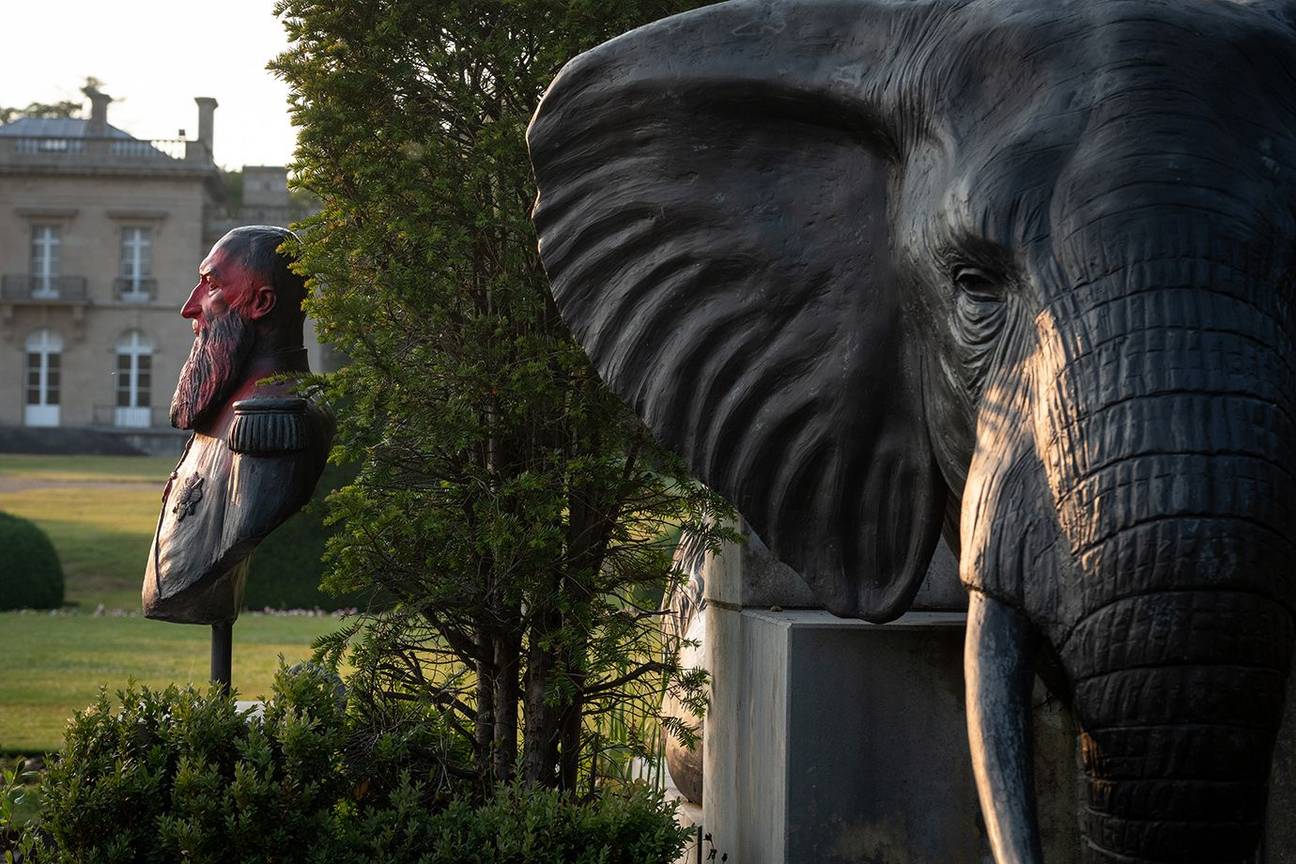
[699,524,1077,864]
[701,606,1078,864]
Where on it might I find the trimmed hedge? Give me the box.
[0,512,64,611]
[5,667,688,864]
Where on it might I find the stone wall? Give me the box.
[0,172,209,428]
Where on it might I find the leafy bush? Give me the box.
[23,665,347,864]
[328,780,689,864]
[4,666,688,864]
[2,757,42,857]
[0,512,63,611]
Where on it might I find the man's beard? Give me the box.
[169,312,256,430]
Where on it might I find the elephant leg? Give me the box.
[966,589,1044,864]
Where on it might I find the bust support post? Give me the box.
[211,621,233,692]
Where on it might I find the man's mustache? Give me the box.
[169,312,255,431]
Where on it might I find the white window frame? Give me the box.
[30,224,61,298]
[114,330,153,427]
[118,226,153,302]
[23,328,62,427]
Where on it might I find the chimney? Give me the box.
[194,97,218,158]
[85,86,111,133]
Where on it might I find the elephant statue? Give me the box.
[526,0,1296,861]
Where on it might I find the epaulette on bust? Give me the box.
[228,397,309,454]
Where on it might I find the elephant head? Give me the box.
[527,1,1296,861]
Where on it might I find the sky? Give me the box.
[0,0,298,172]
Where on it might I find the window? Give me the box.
[30,224,61,297]
[114,330,153,427]
[119,226,153,301]
[16,139,79,154]
[23,329,62,427]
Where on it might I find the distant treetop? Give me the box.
[0,76,103,126]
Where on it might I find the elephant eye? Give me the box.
[953,266,1001,302]
[951,265,1011,398]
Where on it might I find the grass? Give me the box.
[0,454,176,483]
[0,612,344,753]
[0,454,345,754]
[0,454,174,611]
[0,487,162,611]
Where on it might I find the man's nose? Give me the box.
[180,285,203,319]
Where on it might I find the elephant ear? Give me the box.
[528,0,948,621]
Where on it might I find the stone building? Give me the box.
[0,88,318,452]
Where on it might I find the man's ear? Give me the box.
[244,284,277,320]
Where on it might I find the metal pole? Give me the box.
[211,621,233,692]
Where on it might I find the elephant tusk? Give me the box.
[966,590,1044,864]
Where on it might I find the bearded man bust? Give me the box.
[142,226,334,625]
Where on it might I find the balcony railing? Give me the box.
[92,404,157,429]
[114,277,158,302]
[1,275,88,302]
[0,136,204,166]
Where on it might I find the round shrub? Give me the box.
[0,511,63,611]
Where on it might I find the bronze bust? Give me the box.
[143,226,333,626]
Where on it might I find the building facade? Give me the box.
[0,89,317,449]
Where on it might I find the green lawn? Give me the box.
[0,485,162,611]
[0,454,346,754]
[0,454,177,483]
[0,453,174,611]
[0,612,343,753]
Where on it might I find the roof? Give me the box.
[0,117,134,139]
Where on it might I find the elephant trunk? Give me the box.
[1065,593,1291,861]
[1035,268,1296,861]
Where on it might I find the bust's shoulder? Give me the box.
[228,393,333,455]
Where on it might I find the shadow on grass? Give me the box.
[18,518,154,610]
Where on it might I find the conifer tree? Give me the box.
[272,0,730,791]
